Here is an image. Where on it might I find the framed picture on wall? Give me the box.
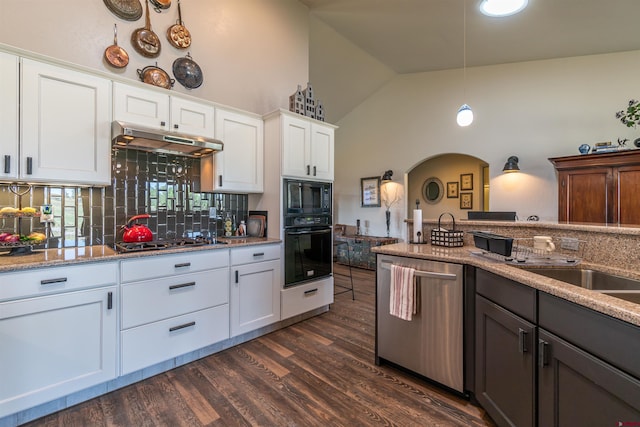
[460,192,473,209]
[447,182,459,198]
[361,176,381,207]
[460,173,473,190]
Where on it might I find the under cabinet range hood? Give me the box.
[111,121,223,158]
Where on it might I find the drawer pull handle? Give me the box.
[169,282,196,291]
[169,321,196,332]
[518,328,528,353]
[4,155,9,174]
[107,291,113,310]
[174,262,191,268]
[304,288,318,296]
[253,252,265,257]
[41,277,67,285]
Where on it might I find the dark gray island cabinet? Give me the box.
[475,269,640,427]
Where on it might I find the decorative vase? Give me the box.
[634,137,640,148]
[578,144,591,154]
[385,210,391,237]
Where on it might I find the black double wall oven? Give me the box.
[283,179,332,288]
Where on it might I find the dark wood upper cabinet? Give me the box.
[549,150,640,225]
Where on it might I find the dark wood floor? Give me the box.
[25,264,494,426]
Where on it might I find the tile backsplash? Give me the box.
[0,149,248,248]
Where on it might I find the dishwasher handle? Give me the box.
[380,260,458,281]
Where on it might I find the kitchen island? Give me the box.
[373,241,640,426]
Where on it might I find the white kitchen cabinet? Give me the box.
[0,263,118,419]
[230,244,281,337]
[20,59,112,185]
[279,111,335,181]
[120,249,230,374]
[113,82,215,138]
[0,51,18,180]
[281,276,333,320]
[201,107,264,193]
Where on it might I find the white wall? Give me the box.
[0,0,309,115]
[334,50,640,240]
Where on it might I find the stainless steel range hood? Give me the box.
[112,121,223,158]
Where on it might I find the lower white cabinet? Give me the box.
[0,264,118,418]
[120,250,230,375]
[281,276,333,320]
[230,244,281,337]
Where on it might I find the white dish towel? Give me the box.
[389,264,417,321]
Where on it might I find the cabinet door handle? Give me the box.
[538,339,549,367]
[235,270,239,283]
[306,165,310,175]
[169,321,196,332]
[174,262,191,268]
[160,121,166,127]
[304,288,318,296]
[107,291,113,310]
[41,277,67,285]
[218,175,223,187]
[169,282,196,291]
[313,166,317,176]
[26,157,33,175]
[253,252,264,257]
[3,155,9,174]
[518,328,528,353]
[174,124,179,129]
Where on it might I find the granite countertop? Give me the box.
[0,237,281,274]
[372,242,640,327]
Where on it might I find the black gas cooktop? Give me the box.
[115,237,216,253]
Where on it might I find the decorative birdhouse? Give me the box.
[315,99,325,122]
[303,82,316,119]
[289,85,305,115]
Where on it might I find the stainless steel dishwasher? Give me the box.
[376,254,464,393]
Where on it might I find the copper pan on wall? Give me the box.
[103,0,142,21]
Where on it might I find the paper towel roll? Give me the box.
[413,209,423,243]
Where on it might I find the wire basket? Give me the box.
[430,213,464,247]
[510,236,586,265]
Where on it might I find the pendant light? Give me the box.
[456,0,473,127]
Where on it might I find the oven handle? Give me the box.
[285,228,332,235]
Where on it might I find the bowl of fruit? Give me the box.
[0,232,47,247]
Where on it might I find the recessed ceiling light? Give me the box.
[480,0,528,17]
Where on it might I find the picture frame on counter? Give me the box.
[361,176,381,207]
[447,182,459,198]
[460,173,473,190]
[460,192,473,209]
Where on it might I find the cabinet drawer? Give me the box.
[122,268,229,329]
[121,304,229,375]
[230,244,280,266]
[476,269,537,323]
[0,262,118,302]
[121,249,229,283]
[281,277,333,320]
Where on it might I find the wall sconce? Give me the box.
[502,156,520,173]
[381,170,393,183]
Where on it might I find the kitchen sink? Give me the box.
[520,267,640,304]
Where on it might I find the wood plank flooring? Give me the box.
[25,264,494,426]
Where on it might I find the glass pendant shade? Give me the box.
[480,0,528,17]
[456,104,474,127]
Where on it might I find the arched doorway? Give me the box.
[407,153,489,220]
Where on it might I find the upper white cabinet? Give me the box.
[0,51,18,181]
[19,59,112,185]
[277,111,335,181]
[113,82,215,138]
[201,107,264,193]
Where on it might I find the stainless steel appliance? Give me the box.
[376,254,464,393]
[115,236,216,253]
[283,179,332,287]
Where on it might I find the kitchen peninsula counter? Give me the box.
[0,237,281,273]
[372,242,640,327]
